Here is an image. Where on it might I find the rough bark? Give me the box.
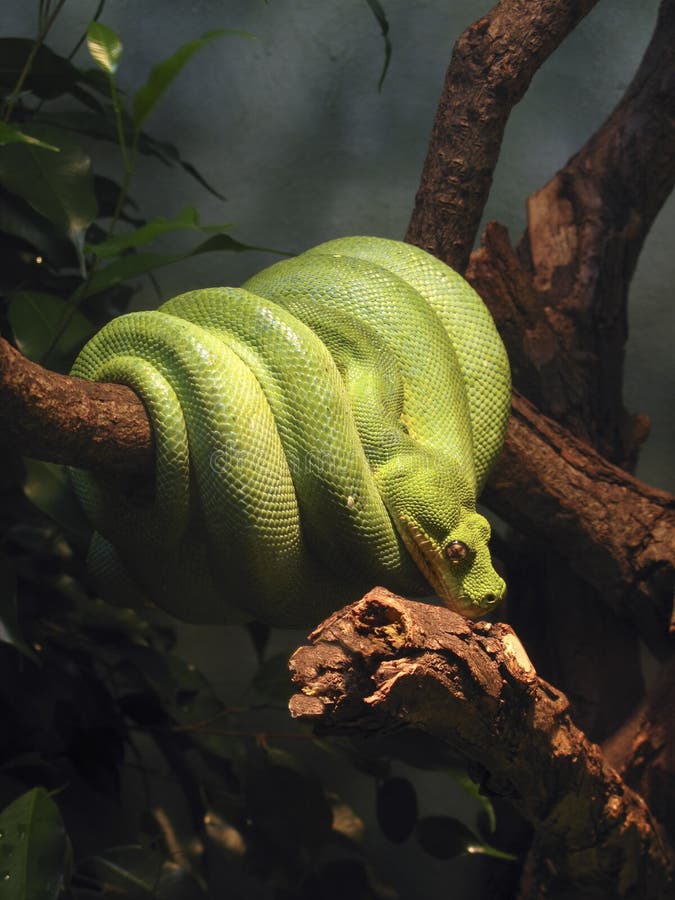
[0,336,154,474]
[462,0,675,467]
[405,0,600,271]
[485,392,675,656]
[603,657,675,849]
[289,588,674,900]
[459,1,675,869]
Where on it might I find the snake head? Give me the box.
[375,453,506,618]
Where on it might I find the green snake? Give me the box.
[70,237,511,627]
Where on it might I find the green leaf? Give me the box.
[77,846,204,898]
[376,776,418,843]
[244,620,270,662]
[76,598,154,644]
[364,0,392,90]
[36,110,226,200]
[8,291,94,367]
[93,174,143,225]
[449,767,497,834]
[465,841,518,862]
[0,125,97,254]
[0,123,59,151]
[416,815,474,860]
[416,815,517,862]
[250,651,294,705]
[132,29,254,128]
[0,187,76,268]
[79,233,288,300]
[136,132,227,199]
[0,38,102,112]
[23,459,92,543]
[171,691,238,761]
[0,554,38,661]
[88,206,232,258]
[79,67,114,97]
[0,38,79,101]
[76,848,159,898]
[0,787,68,899]
[120,647,238,761]
[86,22,123,75]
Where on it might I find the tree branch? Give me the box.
[485,392,675,655]
[451,0,675,765]
[603,657,675,848]
[469,0,675,464]
[405,1,675,891]
[289,588,674,900]
[0,336,153,474]
[405,0,600,271]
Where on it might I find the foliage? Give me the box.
[0,4,508,897]
[0,10,261,376]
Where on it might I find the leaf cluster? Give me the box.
[0,459,382,897]
[0,12,258,376]
[0,483,508,898]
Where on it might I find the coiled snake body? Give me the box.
[71,237,511,626]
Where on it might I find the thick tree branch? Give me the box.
[0,336,153,474]
[603,657,675,848]
[469,0,675,464]
[405,0,600,271]
[485,392,675,654]
[289,588,674,900]
[411,2,675,891]
[457,0,675,783]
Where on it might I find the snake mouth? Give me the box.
[452,592,502,619]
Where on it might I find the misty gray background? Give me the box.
[2,3,673,896]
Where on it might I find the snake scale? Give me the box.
[70,237,511,627]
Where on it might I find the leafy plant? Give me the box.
[0,8,260,374]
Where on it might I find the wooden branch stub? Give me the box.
[289,588,674,899]
[0,336,154,474]
[405,0,600,270]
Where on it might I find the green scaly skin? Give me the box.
[70,237,511,627]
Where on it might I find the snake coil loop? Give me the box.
[70,237,511,626]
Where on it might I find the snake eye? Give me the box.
[445,540,468,564]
